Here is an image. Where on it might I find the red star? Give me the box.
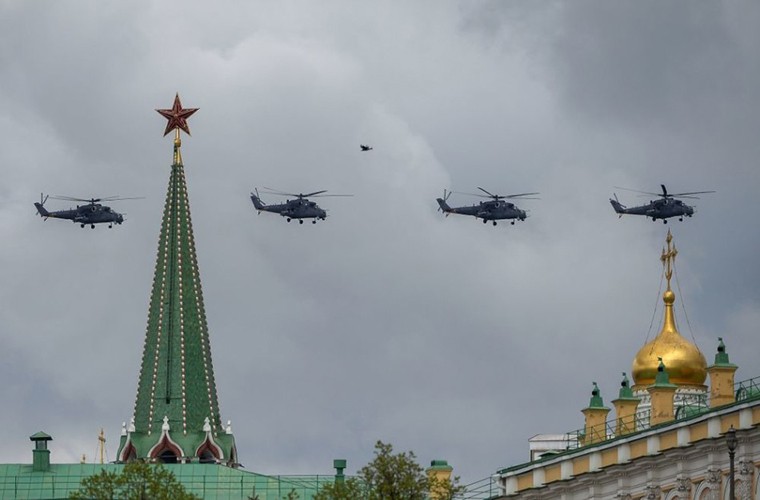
[156,93,199,136]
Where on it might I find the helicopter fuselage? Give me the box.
[610,197,694,221]
[250,194,327,222]
[35,202,124,227]
[436,199,527,224]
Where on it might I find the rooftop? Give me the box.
[0,462,335,500]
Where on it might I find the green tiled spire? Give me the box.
[118,98,236,465]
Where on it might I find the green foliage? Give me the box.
[69,461,200,500]
[313,478,365,500]
[283,489,300,500]
[314,441,464,500]
[360,441,428,500]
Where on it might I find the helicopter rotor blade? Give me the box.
[669,190,716,197]
[259,187,325,198]
[505,192,540,199]
[259,187,294,196]
[455,191,492,199]
[258,188,350,198]
[51,195,143,203]
[613,186,663,197]
[51,195,95,203]
[99,196,145,202]
[301,190,328,197]
[477,186,496,198]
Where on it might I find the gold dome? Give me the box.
[631,231,707,390]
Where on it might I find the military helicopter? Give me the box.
[250,188,352,224]
[436,187,539,226]
[34,194,141,228]
[610,184,715,223]
[360,144,373,152]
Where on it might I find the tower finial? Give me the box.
[156,93,198,165]
[660,229,678,292]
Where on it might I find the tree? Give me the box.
[313,478,366,500]
[314,441,464,500]
[69,461,200,500]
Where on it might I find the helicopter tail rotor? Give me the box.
[250,189,267,211]
[436,190,452,215]
[609,195,627,217]
[34,193,51,219]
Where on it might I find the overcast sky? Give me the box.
[1,0,759,486]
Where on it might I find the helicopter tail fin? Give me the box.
[250,192,266,211]
[609,196,626,216]
[34,202,50,218]
[437,190,453,215]
[436,198,452,215]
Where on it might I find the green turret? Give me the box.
[118,95,236,465]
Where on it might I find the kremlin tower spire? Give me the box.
[117,94,237,465]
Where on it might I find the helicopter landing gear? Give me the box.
[492,221,497,226]
[299,219,304,224]
[80,224,85,228]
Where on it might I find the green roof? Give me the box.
[0,463,335,500]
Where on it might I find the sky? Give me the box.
[0,0,759,486]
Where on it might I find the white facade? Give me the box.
[496,401,760,499]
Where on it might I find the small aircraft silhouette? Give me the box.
[360,144,373,152]
[610,184,715,223]
[250,188,352,224]
[436,187,539,226]
[34,194,141,228]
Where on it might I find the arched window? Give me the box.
[199,450,216,464]
[157,449,178,464]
